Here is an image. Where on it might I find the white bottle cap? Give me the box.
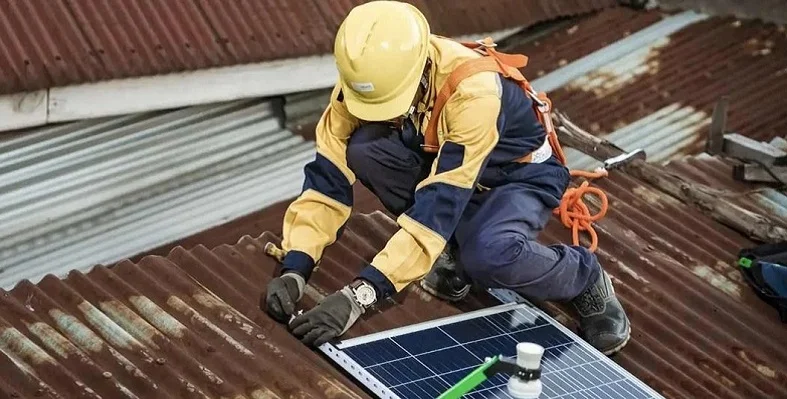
[516,342,545,370]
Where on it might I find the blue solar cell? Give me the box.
[439,316,506,342]
[330,304,660,399]
[367,357,431,386]
[343,338,408,367]
[391,327,456,355]
[415,346,481,374]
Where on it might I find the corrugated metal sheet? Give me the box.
[6,163,786,399]
[0,210,499,399]
[507,8,787,162]
[0,98,315,289]
[659,0,787,25]
[536,160,787,399]
[501,7,668,78]
[0,0,616,95]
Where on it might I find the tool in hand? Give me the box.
[438,342,545,399]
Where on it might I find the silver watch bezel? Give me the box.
[351,281,377,307]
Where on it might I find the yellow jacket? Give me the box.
[279,35,521,297]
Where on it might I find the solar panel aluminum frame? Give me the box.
[319,288,665,399]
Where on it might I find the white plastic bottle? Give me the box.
[507,342,544,398]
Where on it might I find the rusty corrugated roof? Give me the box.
[503,7,668,79]
[4,5,787,399]
[658,0,787,25]
[511,9,787,158]
[0,209,502,399]
[0,0,615,95]
[536,157,787,399]
[23,160,784,399]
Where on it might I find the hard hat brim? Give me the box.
[341,73,422,122]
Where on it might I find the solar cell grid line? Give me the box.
[321,296,664,399]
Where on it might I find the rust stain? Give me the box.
[98,300,164,349]
[250,388,283,399]
[25,322,79,360]
[566,36,669,98]
[129,296,186,339]
[48,309,104,352]
[632,186,668,209]
[0,328,51,374]
[735,348,778,379]
[690,265,743,298]
[166,296,254,357]
[192,292,257,336]
[77,301,149,351]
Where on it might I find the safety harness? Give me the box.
[424,37,609,252]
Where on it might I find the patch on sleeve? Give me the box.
[436,141,465,174]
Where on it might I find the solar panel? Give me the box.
[321,290,663,399]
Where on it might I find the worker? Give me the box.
[261,0,630,355]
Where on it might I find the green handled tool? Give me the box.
[438,355,540,398]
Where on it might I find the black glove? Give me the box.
[262,272,305,322]
[289,286,365,346]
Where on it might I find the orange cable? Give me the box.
[546,131,609,252]
[553,168,609,252]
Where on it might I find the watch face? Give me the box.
[354,284,377,306]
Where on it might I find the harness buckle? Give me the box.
[475,38,497,48]
[526,86,547,109]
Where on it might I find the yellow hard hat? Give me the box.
[334,1,430,121]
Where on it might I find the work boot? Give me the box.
[570,270,631,356]
[420,247,471,302]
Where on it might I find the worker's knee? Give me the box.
[459,232,559,287]
[460,232,527,279]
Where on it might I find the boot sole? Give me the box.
[599,323,632,356]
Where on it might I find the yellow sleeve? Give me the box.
[357,73,501,296]
[279,84,360,279]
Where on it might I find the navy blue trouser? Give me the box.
[346,123,601,302]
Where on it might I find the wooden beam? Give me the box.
[734,164,787,184]
[555,111,787,244]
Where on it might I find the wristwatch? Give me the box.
[349,279,377,308]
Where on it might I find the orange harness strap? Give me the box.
[423,37,609,252]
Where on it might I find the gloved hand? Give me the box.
[289,286,365,346]
[262,272,306,323]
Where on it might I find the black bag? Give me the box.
[738,242,787,323]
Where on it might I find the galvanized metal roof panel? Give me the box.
[0,0,616,95]
[0,98,314,289]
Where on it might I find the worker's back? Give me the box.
[407,35,569,203]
